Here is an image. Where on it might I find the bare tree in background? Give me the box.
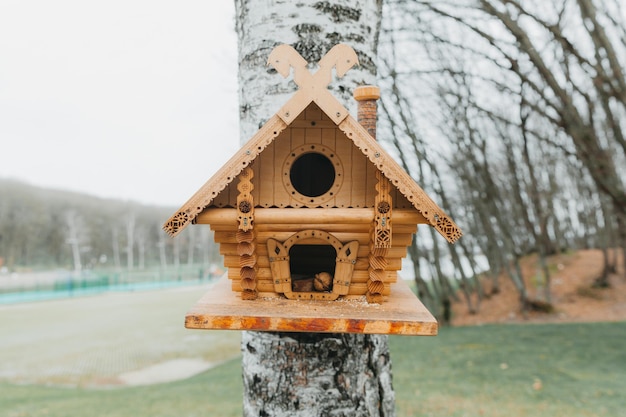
[415,0,626,275]
[125,212,136,270]
[157,223,168,270]
[173,234,180,270]
[0,180,183,270]
[375,0,625,317]
[136,226,146,270]
[112,226,122,271]
[186,226,195,267]
[65,210,88,274]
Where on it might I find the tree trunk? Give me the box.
[242,332,394,417]
[407,237,437,315]
[125,212,135,270]
[173,236,180,270]
[65,210,83,274]
[137,232,146,270]
[112,226,122,271]
[234,1,393,416]
[200,228,210,268]
[618,212,626,281]
[157,225,168,270]
[187,227,195,267]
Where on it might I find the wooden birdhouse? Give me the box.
[163,44,461,335]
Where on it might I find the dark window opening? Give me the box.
[290,244,335,292]
[290,153,335,197]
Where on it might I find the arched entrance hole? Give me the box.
[289,243,336,292]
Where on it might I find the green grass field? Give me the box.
[392,322,626,417]
[2,320,624,416]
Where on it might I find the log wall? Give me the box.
[199,207,419,298]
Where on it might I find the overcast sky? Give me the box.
[0,1,239,207]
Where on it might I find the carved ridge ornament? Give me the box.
[268,44,357,125]
[374,171,392,249]
[337,116,463,243]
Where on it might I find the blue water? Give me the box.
[0,279,206,305]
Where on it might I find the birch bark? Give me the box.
[234,1,393,416]
[235,0,382,142]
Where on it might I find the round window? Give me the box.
[283,144,343,206]
[290,153,335,197]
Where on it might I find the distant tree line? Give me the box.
[378,0,625,319]
[0,179,219,272]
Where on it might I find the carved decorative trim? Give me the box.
[339,116,462,243]
[163,115,287,236]
[163,211,189,237]
[374,171,392,248]
[282,229,344,252]
[237,229,257,300]
[164,43,462,245]
[367,228,388,304]
[237,167,254,231]
[282,143,344,207]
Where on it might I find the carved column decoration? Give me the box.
[367,237,388,304]
[237,167,254,232]
[236,167,257,300]
[374,171,393,249]
[237,229,258,300]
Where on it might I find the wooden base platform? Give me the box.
[185,276,438,335]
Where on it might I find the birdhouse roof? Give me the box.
[163,44,461,243]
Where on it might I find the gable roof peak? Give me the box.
[163,44,462,244]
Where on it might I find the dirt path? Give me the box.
[451,249,626,326]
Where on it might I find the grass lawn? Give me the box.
[0,359,243,417]
[1,321,624,417]
[392,322,626,417]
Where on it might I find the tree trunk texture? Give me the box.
[235,0,382,141]
[618,212,626,281]
[112,227,122,271]
[242,332,394,417]
[65,210,83,273]
[125,212,135,270]
[234,1,392,416]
